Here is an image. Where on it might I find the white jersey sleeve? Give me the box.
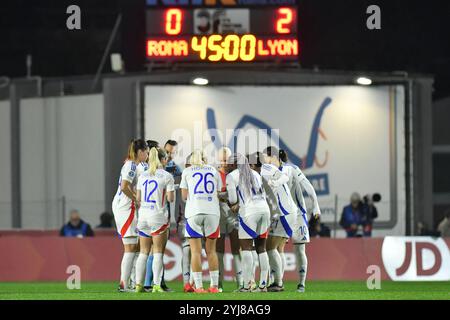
[166,172,175,192]
[180,169,188,190]
[136,161,149,181]
[121,160,137,183]
[260,163,289,187]
[293,166,321,216]
[226,171,238,205]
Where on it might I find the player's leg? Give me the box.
[151,227,169,293]
[277,240,287,281]
[254,238,269,292]
[251,248,258,284]
[292,211,310,292]
[266,235,285,291]
[120,240,139,292]
[253,212,270,292]
[205,214,220,293]
[216,233,226,291]
[160,229,173,292]
[237,214,261,292]
[135,232,152,292]
[229,228,243,289]
[129,242,140,290]
[143,247,154,290]
[178,221,194,292]
[238,238,254,292]
[294,243,307,292]
[186,215,207,293]
[114,206,139,292]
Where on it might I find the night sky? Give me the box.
[1,0,449,99]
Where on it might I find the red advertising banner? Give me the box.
[0,231,448,282]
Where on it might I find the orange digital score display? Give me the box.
[145,6,299,63]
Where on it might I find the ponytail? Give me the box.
[190,149,206,167]
[231,153,259,200]
[148,147,167,175]
[127,141,136,162]
[148,147,161,175]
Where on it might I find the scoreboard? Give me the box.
[145,0,299,63]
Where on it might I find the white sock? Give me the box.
[193,272,203,289]
[267,249,283,286]
[182,245,191,285]
[241,250,254,289]
[189,267,194,285]
[210,270,219,288]
[120,252,136,287]
[152,253,164,286]
[279,251,286,279]
[217,252,225,285]
[135,253,148,286]
[295,244,308,287]
[251,250,258,281]
[258,252,270,288]
[129,252,139,287]
[233,253,243,287]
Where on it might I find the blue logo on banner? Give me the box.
[206,97,332,195]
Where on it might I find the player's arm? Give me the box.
[215,169,223,200]
[226,174,238,206]
[121,166,137,203]
[166,175,175,203]
[295,167,321,218]
[261,164,289,188]
[180,170,189,201]
[135,178,142,208]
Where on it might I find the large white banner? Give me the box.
[145,85,405,235]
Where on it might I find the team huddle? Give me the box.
[112,139,321,293]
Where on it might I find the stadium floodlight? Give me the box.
[356,77,372,85]
[192,77,208,86]
[110,53,123,73]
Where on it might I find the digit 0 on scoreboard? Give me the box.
[145,1,299,63]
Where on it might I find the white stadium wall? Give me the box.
[15,94,105,229]
[145,85,406,237]
[0,101,12,228]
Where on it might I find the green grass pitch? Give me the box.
[0,281,449,300]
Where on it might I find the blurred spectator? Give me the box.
[437,208,450,237]
[308,215,331,238]
[60,209,94,237]
[417,221,440,237]
[339,192,363,237]
[96,211,114,229]
[360,194,380,237]
[164,140,182,177]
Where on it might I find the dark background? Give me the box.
[1,0,449,99]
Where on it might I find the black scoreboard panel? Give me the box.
[145,1,299,63]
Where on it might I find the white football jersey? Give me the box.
[136,161,149,181]
[260,163,297,215]
[112,160,138,211]
[136,168,175,214]
[180,165,221,219]
[280,164,306,213]
[226,168,270,217]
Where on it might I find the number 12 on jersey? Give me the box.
[143,180,158,203]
